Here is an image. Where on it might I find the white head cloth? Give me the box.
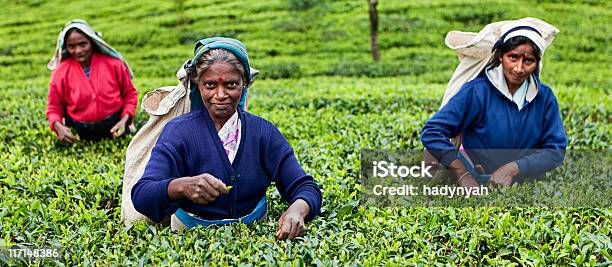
[47,19,134,78]
[440,17,559,108]
[503,29,546,54]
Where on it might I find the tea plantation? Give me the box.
[1,0,610,265]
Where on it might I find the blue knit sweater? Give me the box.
[132,107,322,223]
[421,73,567,178]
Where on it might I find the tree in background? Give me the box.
[368,0,380,61]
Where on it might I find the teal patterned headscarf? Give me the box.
[189,37,251,111]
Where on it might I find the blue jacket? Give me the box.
[132,107,322,223]
[421,72,567,178]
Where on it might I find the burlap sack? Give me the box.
[121,81,191,226]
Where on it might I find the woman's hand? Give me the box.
[458,174,480,188]
[53,121,77,143]
[110,115,130,138]
[276,199,310,240]
[167,173,229,204]
[110,114,130,138]
[448,159,480,188]
[489,162,520,186]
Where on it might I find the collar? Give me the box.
[486,65,538,103]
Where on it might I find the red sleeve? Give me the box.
[117,62,138,122]
[46,73,65,132]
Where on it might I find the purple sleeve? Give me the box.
[515,92,567,178]
[265,124,322,221]
[421,83,482,167]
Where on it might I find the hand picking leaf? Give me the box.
[113,124,125,138]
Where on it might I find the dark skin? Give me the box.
[167,62,310,240]
[53,121,77,143]
[450,159,520,187]
[53,30,129,142]
[454,43,538,187]
[500,43,538,94]
[65,30,93,68]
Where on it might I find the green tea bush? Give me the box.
[287,0,322,11]
[0,0,610,265]
[259,61,302,79]
[440,4,505,26]
[324,60,453,77]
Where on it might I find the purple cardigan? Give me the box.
[132,107,322,223]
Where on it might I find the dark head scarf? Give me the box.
[188,37,251,111]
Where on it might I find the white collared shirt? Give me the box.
[486,65,537,111]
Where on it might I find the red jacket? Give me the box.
[46,52,138,131]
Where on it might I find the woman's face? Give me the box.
[198,62,244,121]
[66,30,93,67]
[500,43,538,90]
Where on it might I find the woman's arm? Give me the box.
[132,123,230,222]
[263,124,322,239]
[267,144,322,221]
[109,62,137,137]
[421,83,481,167]
[489,91,566,184]
[116,62,138,124]
[46,76,65,131]
[421,83,483,186]
[514,92,567,179]
[47,75,77,143]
